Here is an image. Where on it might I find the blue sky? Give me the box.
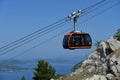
[0,0,120,65]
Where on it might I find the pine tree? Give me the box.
[21,75,26,80]
[33,60,55,80]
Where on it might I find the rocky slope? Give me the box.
[62,36,120,80]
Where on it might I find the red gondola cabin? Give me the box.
[63,31,92,49]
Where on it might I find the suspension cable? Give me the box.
[0,21,67,56]
[6,21,72,60]
[0,18,66,53]
[0,0,119,66]
[0,0,111,56]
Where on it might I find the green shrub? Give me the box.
[114,29,120,41]
[72,60,84,72]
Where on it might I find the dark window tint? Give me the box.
[63,36,69,48]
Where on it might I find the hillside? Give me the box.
[60,30,120,80]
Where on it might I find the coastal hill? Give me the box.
[62,30,120,80]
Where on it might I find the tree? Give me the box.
[33,60,55,80]
[21,75,26,80]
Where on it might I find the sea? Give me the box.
[0,64,73,80]
[0,59,77,80]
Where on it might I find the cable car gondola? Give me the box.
[63,11,92,49]
[63,31,92,49]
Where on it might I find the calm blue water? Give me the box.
[0,70,33,80]
[0,56,86,80]
[0,63,74,80]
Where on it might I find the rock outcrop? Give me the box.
[63,37,120,80]
[108,37,120,51]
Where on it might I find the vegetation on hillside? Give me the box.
[72,60,84,72]
[114,29,120,41]
[94,41,101,51]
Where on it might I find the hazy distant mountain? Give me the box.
[0,59,33,72]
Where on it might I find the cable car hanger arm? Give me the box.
[66,0,106,21]
[66,10,84,21]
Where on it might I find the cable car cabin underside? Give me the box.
[63,31,92,49]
